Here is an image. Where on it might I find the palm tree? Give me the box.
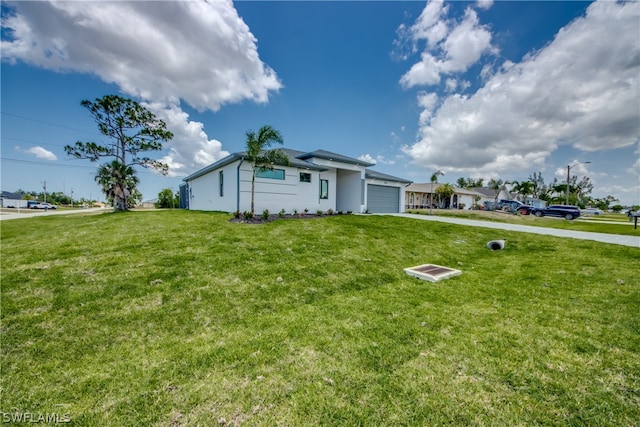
[436,183,455,208]
[488,178,504,203]
[244,125,290,214]
[429,170,444,215]
[95,160,139,211]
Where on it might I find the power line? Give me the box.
[1,111,101,137]
[0,157,167,176]
[2,136,73,149]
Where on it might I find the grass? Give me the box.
[407,209,639,236]
[1,210,639,426]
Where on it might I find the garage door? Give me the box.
[367,184,400,213]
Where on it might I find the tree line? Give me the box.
[454,173,624,211]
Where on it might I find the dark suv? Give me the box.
[531,205,580,220]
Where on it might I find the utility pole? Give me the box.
[71,188,74,208]
[42,180,47,203]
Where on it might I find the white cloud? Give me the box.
[399,3,495,89]
[409,0,448,48]
[417,92,438,125]
[476,0,494,11]
[439,8,494,73]
[24,146,57,161]
[2,0,281,175]
[403,0,640,176]
[358,153,395,166]
[143,102,230,177]
[358,154,377,165]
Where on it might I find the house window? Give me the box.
[256,168,285,180]
[300,172,311,183]
[320,179,329,199]
[219,171,224,197]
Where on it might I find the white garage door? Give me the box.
[367,184,399,213]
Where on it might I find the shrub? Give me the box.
[316,210,323,216]
[279,209,286,218]
[327,208,334,215]
[262,209,270,221]
[233,210,241,219]
[242,211,254,220]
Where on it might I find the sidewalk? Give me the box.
[386,213,640,248]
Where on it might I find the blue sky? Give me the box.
[2,0,639,205]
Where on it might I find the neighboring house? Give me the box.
[138,198,158,209]
[405,183,484,210]
[0,191,27,208]
[470,187,546,209]
[182,148,411,214]
[470,186,512,206]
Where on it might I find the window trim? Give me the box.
[299,172,312,183]
[320,179,329,199]
[219,171,224,197]
[255,168,285,180]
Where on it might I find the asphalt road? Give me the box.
[388,213,640,248]
[0,207,110,221]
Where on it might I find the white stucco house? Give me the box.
[181,148,411,214]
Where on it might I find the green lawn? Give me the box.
[1,211,639,426]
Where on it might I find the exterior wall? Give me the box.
[238,164,337,214]
[336,169,363,213]
[185,154,407,214]
[406,191,433,209]
[1,198,28,208]
[365,178,406,213]
[187,161,239,212]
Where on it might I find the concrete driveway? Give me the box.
[387,213,640,248]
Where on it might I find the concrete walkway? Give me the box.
[386,213,640,248]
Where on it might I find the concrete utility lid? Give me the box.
[404,264,462,282]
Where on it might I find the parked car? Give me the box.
[498,199,533,215]
[30,202,57,210]
[581,208,603,216]
[531,205,580,220]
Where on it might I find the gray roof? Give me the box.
[183,148,409,184]
[298,149,375,167]
[406,183,484,196]
[183,153,244,181]
[1,191,22,199]
[366,169,412,184]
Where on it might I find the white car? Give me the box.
[31,202,57,210]
[581,208,603,216]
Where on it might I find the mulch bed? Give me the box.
[229,213,350,224]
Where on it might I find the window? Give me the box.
[219,171,224,197]
[256,168,285,180]
[300,172,311,183]
[320,179,329,199]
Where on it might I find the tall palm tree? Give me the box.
[95,160,139,211]
[244,125,289,214]
[488,178,504,203]
[429,170,444,215]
